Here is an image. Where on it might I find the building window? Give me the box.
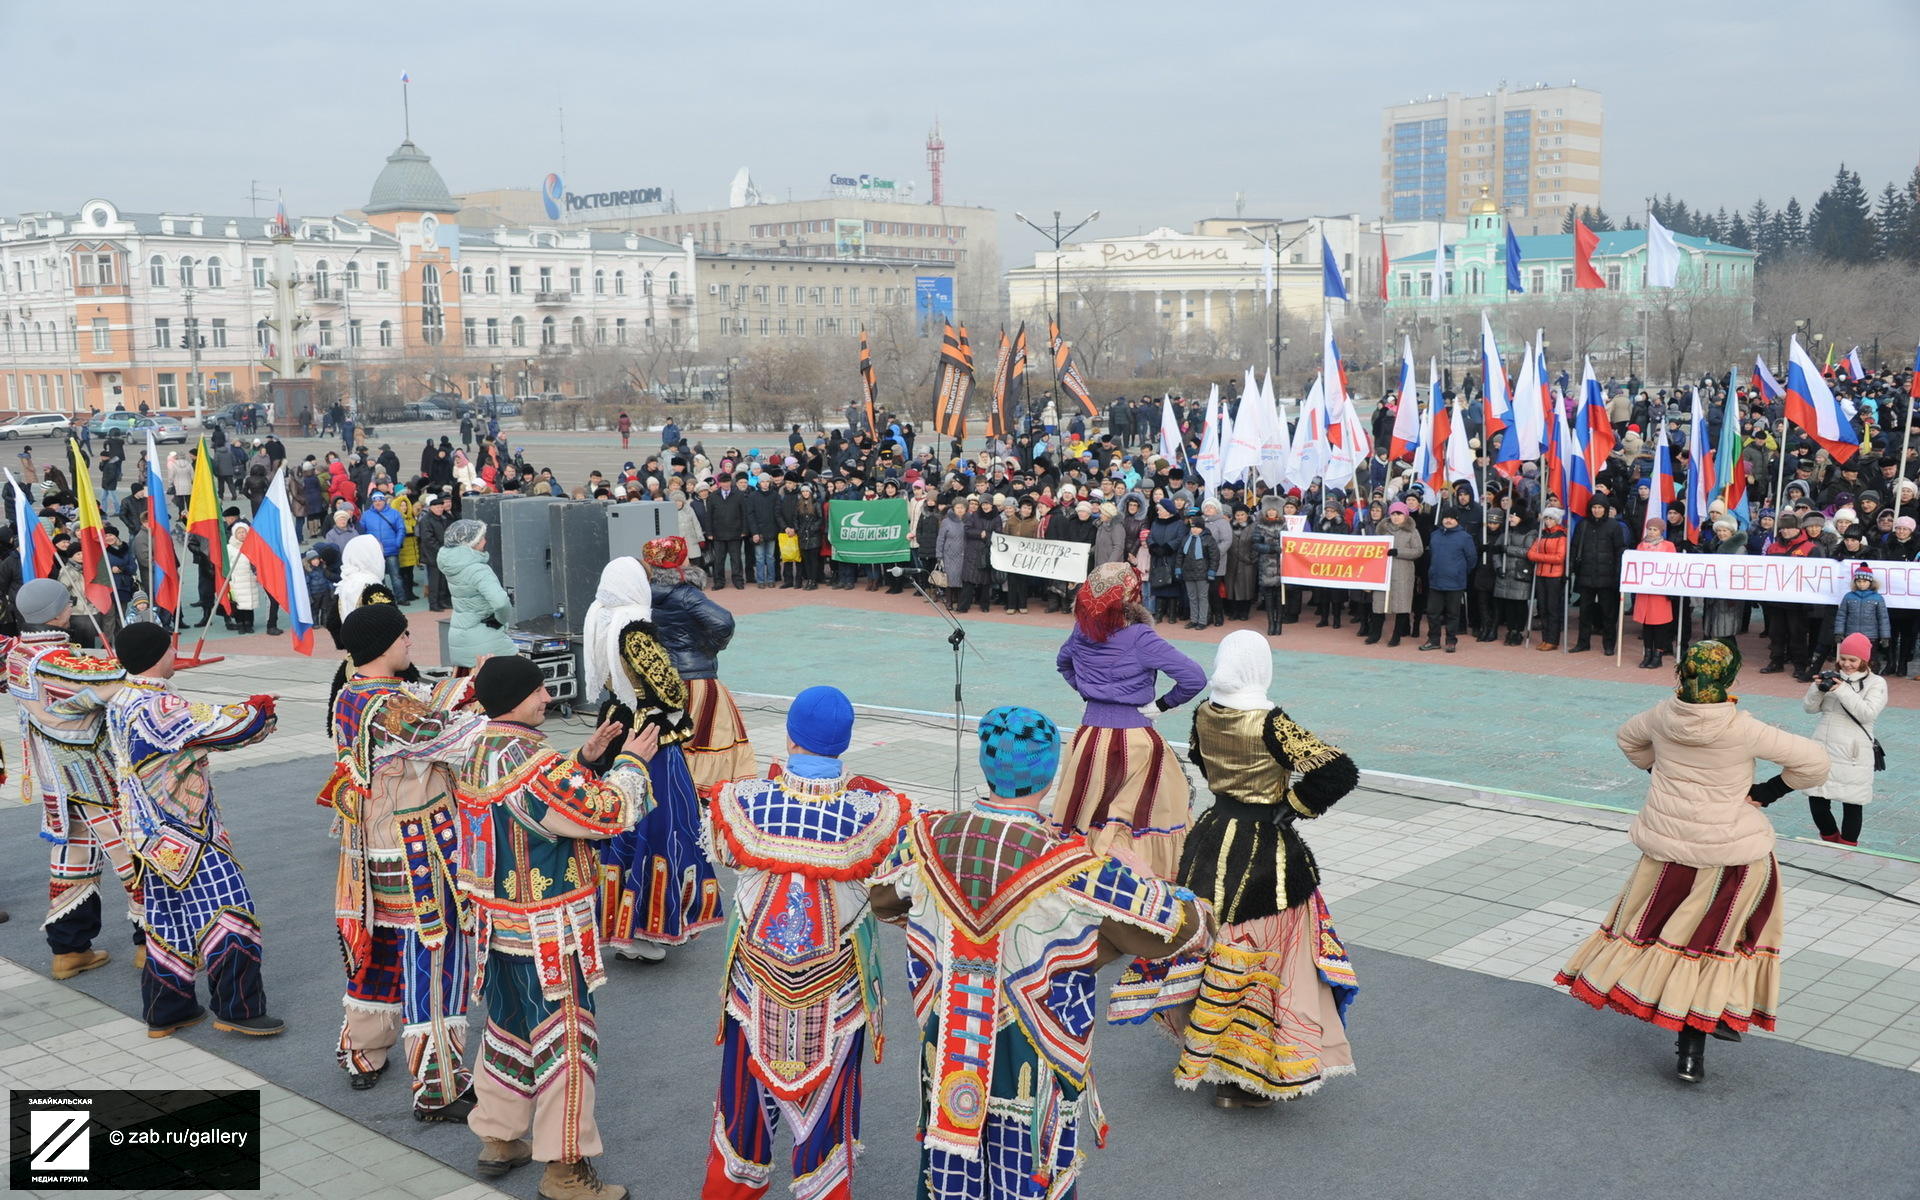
[461,266,474,294]
[568,267,582,294]
[1605,265,1622,290]
[421,265,443,344]
[256,319,270,350]
[318,320,334,347]
[538,266,553,293]
[486,317,499,346]
[667,272,679,296]
[832,287,843,305]
[210,318,227,348]
[511,316,526,346]
[463,317,477,346]
[484,266,497,294]
[149,255,167,286]
[540,316,556,345]
[348,319,362,348]
[615,317,627,344]
[570,316,585,344]
[1559,267,1575,291]
[758,317,770,336]
[201,256,221,288]
[613,270,625,295]
[593,269,605,295]
[594,317,607,344]
[252,257,268,288]
[153,317,170,347]
[343,260,359,289]
[314,260,330,296]
[778,318,789,336]
[376,261,391,289]
[378,320,393,347]
[641,272,653,296]
[509,265,523,294]
[1530,267,1544,293]
[91,318,110,352]
[156,373,177,406]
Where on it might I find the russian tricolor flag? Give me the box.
[1480,313,1513,461]
[1389,336,1420,462]
[6,469,55,580]
[1909,343,1920,401]
[238,467,315,652]
[1685,389,1715,542]
[1784,335,1860,463]
[144,433,180,617]
[1752,354,1786,403]
[1845,346,1866,382]
[1577,356,1614,484]
[1650,414,1676,509]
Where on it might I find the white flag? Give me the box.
[1444,401,1476,486]
[1646,210,1681,288]
[1158,394,1183,468]
[1255,373,1291,489]
[1194,384,1223,492]
[1284,376,1330,489]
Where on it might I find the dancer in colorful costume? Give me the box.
[1555,638,1829,1083]
[701,685,909,1200]
[7,577,140,980]
[458,655,656,1200]
[580,556,723,963]
[643,536,756,795]
[870,705,1215,1200]
[320,602,489,1119]
[1116,630,1360,1108]
[105,622,283,1037]
[1049,562,1206,877]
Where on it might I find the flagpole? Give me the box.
[185,575,236,666]
[1900,390,1916,498]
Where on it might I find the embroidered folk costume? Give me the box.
[458,655,653,1200]
[7,578,140,978]
[644,536,756,795]
[1554,639,1831,1083]
[870,706,1211,1200]
[701,686,910,1200]
[319,603,489,1118]
[1114,630,1360,1108]
[104,623,280,1037]
[1049,563,1206,878]
[581,557,723,959]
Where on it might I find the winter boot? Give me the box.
[1675,1027,1706,1083]
[52,949,110,980]
[1389,615,1407,647]
[537,1158,626,1200]
[1364,614,1383,645]
[477,1138,533,1178]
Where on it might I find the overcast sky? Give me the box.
[6,0,1917,264]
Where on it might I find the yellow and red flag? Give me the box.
[68,439,115,614]
[186,437,230,613]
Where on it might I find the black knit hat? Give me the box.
[114,622,172,675]
[338,603,409,666]
[474,655,545,717]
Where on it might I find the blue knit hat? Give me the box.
[786,685,854,757]
[977,706,1061,798]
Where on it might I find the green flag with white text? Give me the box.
[826,498,910,564]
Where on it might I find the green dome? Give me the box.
[365,140,458,216]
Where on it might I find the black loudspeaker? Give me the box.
[605,501,677,562]
[549,500,611,635]
[458,493,508,577]
[499,496,564,622]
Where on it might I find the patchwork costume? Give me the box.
[8,630,139,958]
[106,677,275,1030]
[458,720,653,1166]
[645,536,756,796]
[321,672,487,1114]
[700,687,910,1200]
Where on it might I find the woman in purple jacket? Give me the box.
[1049,562,1207,877]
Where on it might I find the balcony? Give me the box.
[538,343,573,356]
[533,290,566,305]
[310,287,343,305]
[665,294,693,308]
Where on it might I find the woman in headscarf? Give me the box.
[642,535,756,794]
[1554,639,1830,1083]
[334,533,392,624]
[581,557,721,961]
[1115,629,1359,1109]
[439,518,514,668]
[934,498,970,610]
[1145,498,1187,623]
[1049,562,1207,878]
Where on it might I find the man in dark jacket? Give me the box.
[744,474,781,588]
[1569,499,1627,655]
[416,492,453,611]
[1420,510,1477,652]
[705,474,749,589]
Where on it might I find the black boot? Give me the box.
[1638,646,1656,669]
[1364,614,1382,645]
[1675,1027,1706,1083]
[1389,615,1406,647]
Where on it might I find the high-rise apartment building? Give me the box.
[1381,84,1602,235]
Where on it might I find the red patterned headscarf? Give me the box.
[1074,562,1148,642]
[642,536,689,574]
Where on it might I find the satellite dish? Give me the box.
[729,168,764,209]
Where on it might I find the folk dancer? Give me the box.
[105,623,283,1037]
[1050,562,1206,877]
[320,603,488,1119]
[643,536,756,795]
[7,578,141,980]
[870,705,1216,1200]
[458,656,657,1200]
[1114,630,1361,1108]
[701,686,910,1200]
[580,557,723,963]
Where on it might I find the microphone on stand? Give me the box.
[887,565,928,576]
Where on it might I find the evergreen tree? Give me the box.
[1872,182,1911,261]
[1779,198,1806,249]
[1726,211,1753,250]
[1668,199,1693,236]
[1588,206,1615,232]
[1620,215,1642,231]
[1747,198,1772,256]
[1897,166,1920,263]
[1711,207,1732,244]
[1560,206,1578,234]
[1808,164,1875,262]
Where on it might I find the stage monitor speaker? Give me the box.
[549,500,612,635]
[605,501,678,561]
[457,493,508,577]
[498,496,564,622]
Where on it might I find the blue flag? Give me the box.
[1320,235,1348,301]
[1505,224,1525,293]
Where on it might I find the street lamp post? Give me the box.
[725,355,739,432]
[1013,208,1099,396]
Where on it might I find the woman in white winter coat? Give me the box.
[1804,631,1887,847]
[225,519,264,633]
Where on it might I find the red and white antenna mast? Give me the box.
[926,120,946,205]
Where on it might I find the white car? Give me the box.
[0,414,73,440]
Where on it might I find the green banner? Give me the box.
[826,498,910,563]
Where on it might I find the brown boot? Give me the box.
[538,1159,626,1200]
[476,1137,532,1178]
[132,944,148,971]
[52,949,110,980]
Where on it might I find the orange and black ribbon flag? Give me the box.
[858,326,877,434]
[1051,316,1098,416]
[931,321,975,440]
[988,323,1028,439]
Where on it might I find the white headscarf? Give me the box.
[336,533,386,614]
[582,557,653,708]
[1208,629,1274,712]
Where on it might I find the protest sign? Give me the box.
[1280,533,1393,593]
[1620,550,1920,610]
[990,534,1091,584]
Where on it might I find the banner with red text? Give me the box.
[1280,533,1393,593]
[1620,550,1920,610]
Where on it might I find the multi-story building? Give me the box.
[0,138,695,418]
[1381,84,1603,234]
[694,251,954,350]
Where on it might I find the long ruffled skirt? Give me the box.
[1554,853,1782,1035]
[599,744,723,948]
[1049,724,1190,879]
[683,678,756,797]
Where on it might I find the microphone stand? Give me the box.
[894,565,980,809]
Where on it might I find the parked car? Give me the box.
[0,413,73,440]
[93,410,144,437]
[199,402,252,430]
[131,415,189,444]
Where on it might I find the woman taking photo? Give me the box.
[1555,639,1829,1083]
[1804,632,1886,847]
